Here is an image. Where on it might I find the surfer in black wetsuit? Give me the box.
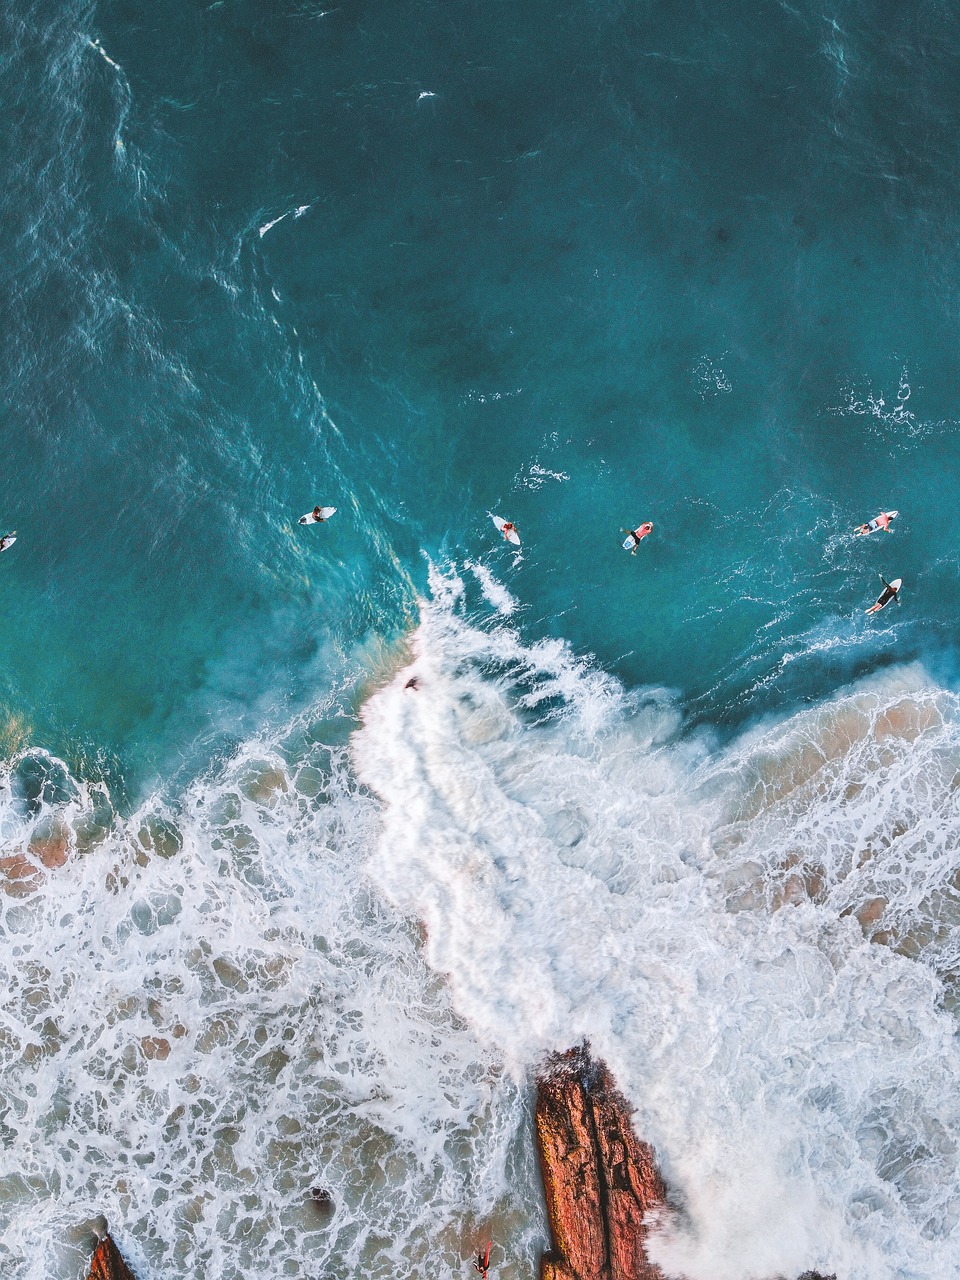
[474,1241,492,1280]
[866,575,901,615]
[0,532,15,553]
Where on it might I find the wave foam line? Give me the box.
[355,563,960,1280]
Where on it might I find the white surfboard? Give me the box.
[0,532,17,552]
[865,577,902,613]
[491,514,520,546]
[855,510,899,536]
[622,524,653,550]
[299,507,337,525]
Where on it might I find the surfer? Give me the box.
[299,506,336,526]
[622,522,653,553]
[489,513,521,545]
[405,677,420,691]
[0,532,16,553]
[474,1241,492,1280]
[865,575,901,614]
[855,511,897,536]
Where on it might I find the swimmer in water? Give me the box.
[622,522,653,553]
[865,575,902,614]
[474,1241,492,1280]
[855,511,897,537]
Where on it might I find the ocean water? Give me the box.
[3,0,960,1276]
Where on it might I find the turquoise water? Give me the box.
[3,0,960,782]
[7,4,960,1279]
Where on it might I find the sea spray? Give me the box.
[355,564,960,1280]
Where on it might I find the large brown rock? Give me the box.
[535,1048,667,1280]
[87,1233,137,1280]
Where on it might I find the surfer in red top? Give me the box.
[474,1241,492,1279]
[500,522,517,541]
[623,522,653,554]
[855,511,896,536]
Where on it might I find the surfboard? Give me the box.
[622,523,652,550]
[855,510,899,535]
[299,507,337,525]
[491,514,520,546]
[865,578,902,613]
[0,532,17,552]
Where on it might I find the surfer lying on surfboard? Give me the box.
[299,506,336,525]
[855,510,898,536]
[865,575,901,614]
[0,532,16,553]
[622,522,653,553]
[491,515,520,545]
[474,1241,492,1280]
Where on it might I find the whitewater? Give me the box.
[1,564,959,1279]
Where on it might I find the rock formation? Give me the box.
[87,1233,137,1280]
[536,1047,667,1280]
[535,1048,838,1280]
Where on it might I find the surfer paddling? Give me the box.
[0,532,16,553]
[865,575,902,614]
[855,510,898,537]
[490,514,521,545]
[474,1241,492,1280]
[622,522,653,553]
[299,506,336,526]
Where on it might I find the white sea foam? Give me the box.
[259,206,311,238]
[355,564,960,1280]
[693,353,732,398]
[514,461,570,492]
[0,734,539,1279]
[466,561,518,616]
[8,565,960,1280]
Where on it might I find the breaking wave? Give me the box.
[6,564,960,1280]
[356,564,960,1280]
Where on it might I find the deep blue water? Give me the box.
[3,0,960,780]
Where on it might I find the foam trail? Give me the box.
[355,563,960,1280]
[260,213,289,237]
[260,206,312,238]
[86,37,122,72]
[467,560,518,616]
